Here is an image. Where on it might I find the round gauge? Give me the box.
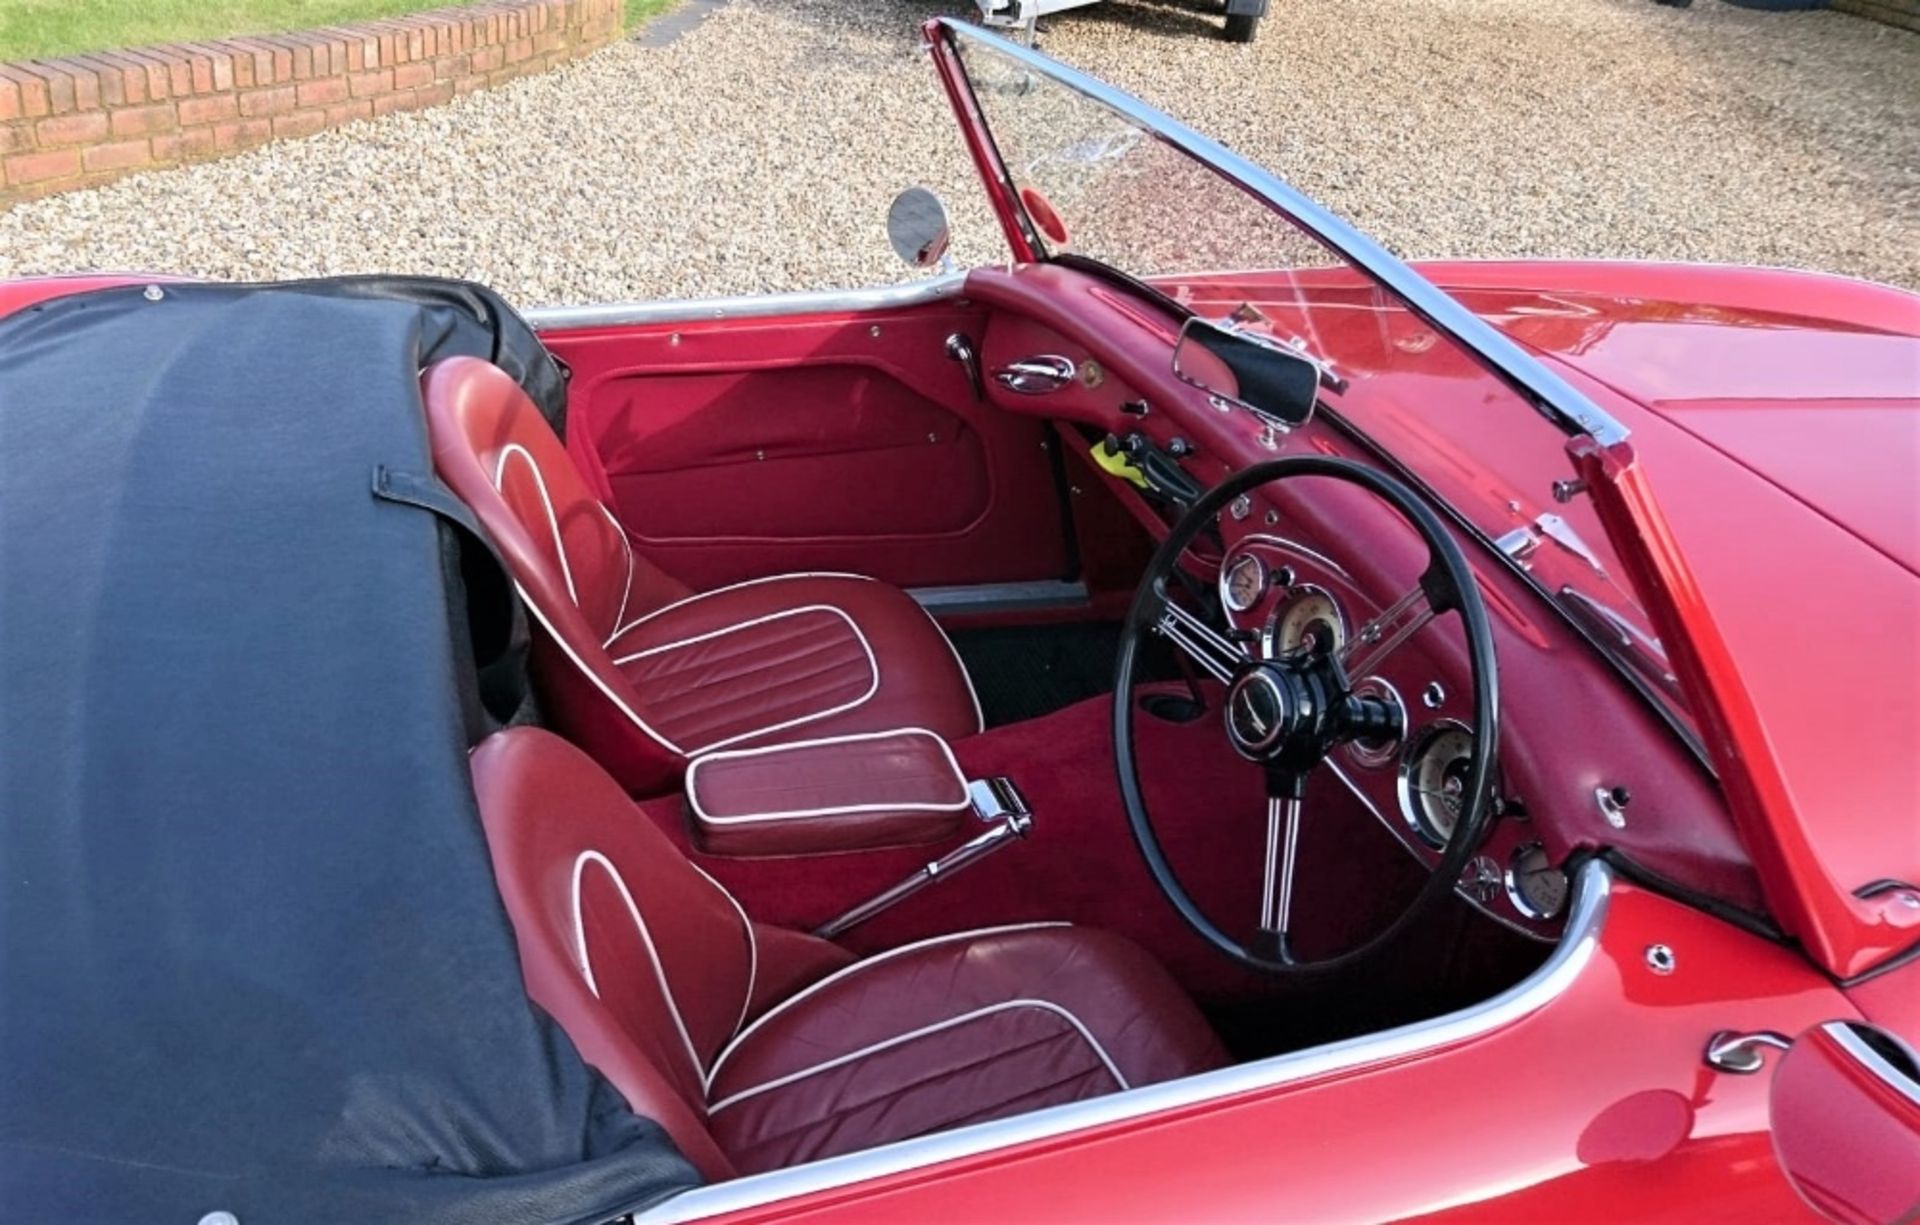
[1345,676,1406,769]
[1506,842,1569,920]
[1263,585,1346,657]
[1219,552,1266,613]
[1397,721,1477,849]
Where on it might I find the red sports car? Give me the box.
[2,20,1915,1225]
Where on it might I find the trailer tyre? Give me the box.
[1223,12,1259,41]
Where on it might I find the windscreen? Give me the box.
[948,28,1685,721]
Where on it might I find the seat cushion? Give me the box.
[702,924,1228,1174]
[606,574,982,757]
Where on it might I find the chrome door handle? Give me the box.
[993,355,1076,394]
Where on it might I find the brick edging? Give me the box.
[0,0,622,206]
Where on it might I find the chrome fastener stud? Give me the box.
[1645,944,1676,975]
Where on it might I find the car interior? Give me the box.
[423,252,1758,1186]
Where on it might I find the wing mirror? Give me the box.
[1766,1020,1920,1224]
[886,186,953,271]
[1172,316,1321,430]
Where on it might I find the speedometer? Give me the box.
[1219,552,1266,613]
[1263,585,1346,657]
[1397,721,1476,849]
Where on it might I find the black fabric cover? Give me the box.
[0,282,699,1222]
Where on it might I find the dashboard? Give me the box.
[959,260,1766,930]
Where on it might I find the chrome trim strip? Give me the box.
[906,578,1089,613]
[936,22,1629,447]
[638,860,1612,1221]
[524,274,968,331]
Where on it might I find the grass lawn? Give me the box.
[0,0,665,62]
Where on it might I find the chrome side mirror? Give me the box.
[886,187,953,270]
[1172,316,1320,429]
[1769,1020,1920,1224]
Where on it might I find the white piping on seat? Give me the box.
[706,998,1128,1114]
[605,572,877,649]
[685,728,969,826]
[687,861,759,1051]
[704,922,1070,1086]
[572,850,708,1083]
[600,503,636,642]
[612,605,882,756]
[494,444,581,607]
[517,585,686,755]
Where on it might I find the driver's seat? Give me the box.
[472,727,1228,1179]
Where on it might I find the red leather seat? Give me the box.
[424,357,982,794]
[472,727,1228,1180]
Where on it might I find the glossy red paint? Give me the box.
[1571,437,1919,979]
[0,273,167,318]
[1768,1022,1920,1224]
[693,876,1846,1222]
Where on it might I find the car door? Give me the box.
[534,282,1072,595]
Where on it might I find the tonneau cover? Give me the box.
[0,281,698,1222]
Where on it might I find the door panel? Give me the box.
[541,301,1070,592]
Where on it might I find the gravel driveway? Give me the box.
[2,0,1915,305]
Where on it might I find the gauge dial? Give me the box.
[1263,585,1346,657]
[1398,722,1476,849]
[1220,553,1266,613]
[1506,843,1569,920]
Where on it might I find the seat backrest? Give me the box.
[425,357,695,790]
[470,727,750,1180]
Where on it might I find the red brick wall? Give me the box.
[0,0,622,206]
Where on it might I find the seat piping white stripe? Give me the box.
[572,850,709,1087]
[686,728,969,826]
[517,584,686,755]
[706,998,1128,1114]
[704,922,1070,1085]
[494,444,581,608]
[599,503,636,645]
[687,860,759,1063]
[612,605,882,756]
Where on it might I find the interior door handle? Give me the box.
[993,355,1076,395]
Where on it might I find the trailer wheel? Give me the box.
[1223,12,1259,41]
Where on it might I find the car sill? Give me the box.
[635,859,1614,1221]
[523,274,967,331]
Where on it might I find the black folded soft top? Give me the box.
[0,279,698,1222]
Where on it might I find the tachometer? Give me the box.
[1397,721,1476,849]
[1506,842,1569,920]
[1263,585,1346,657]
[1219,552,1266,613]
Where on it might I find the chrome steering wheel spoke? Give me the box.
[1152,594,1249,685]
[1257,781,1306,959]
[1340,582,1438,678]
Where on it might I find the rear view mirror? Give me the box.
[1172,317,1320,428]
[1769,1020,1920,1224]
[886,186,953,270]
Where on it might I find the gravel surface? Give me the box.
[2,0,1915,305]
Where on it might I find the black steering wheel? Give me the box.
[1113,456,1500,974]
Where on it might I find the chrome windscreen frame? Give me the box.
[934,21,1629,448]
[635,860,1614,1221]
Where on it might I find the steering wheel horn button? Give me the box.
[1227,669,1289,757]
